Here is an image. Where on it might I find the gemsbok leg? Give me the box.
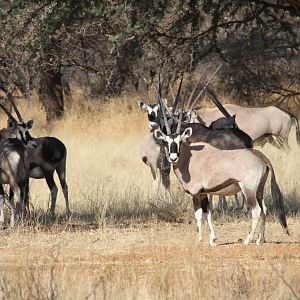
[56,158,70,216]
[0,185,4,224]
[193,194,216,246]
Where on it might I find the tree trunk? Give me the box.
[39,69,64,122]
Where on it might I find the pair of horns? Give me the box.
[0,88,24,124]
[187,63,224,113]
[156,74,184,135]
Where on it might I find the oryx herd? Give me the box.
[0,89,70,226]
[138,71,298,245]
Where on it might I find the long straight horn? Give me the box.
[153,84,172,115]
[188,63,223,113]
[142,78,151,104]
[169,83,175,102]
[7,92,23,122]
[205,86,231,118]
[0,103,18,124]
[176,109,183,134]
[158,73,162,102]
[186,77,201,110]
[171,75,183,116]
[156,84,171,135]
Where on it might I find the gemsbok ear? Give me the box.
[154,129,166,140]
[26,119,34,129]
[138,101,147,109]
[183,111,191,123]
[7,119,16,131]
[181,127,193,142]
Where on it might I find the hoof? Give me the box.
[209,238,217,246]
[256,237,265,245]
[244,238,251,245]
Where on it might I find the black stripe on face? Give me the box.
[170,140,178,154]
[148,112,156,122]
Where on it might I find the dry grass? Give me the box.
[0,89,299,299]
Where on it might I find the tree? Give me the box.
[0,0,299,121]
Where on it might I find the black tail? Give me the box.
[270,168,289,235]
[291,116,300,145]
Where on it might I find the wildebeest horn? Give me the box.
[171,75,183,116]
[0,103,18,124]
[205,86,232,118]
[188,63,223,113]
[155,84,171,135]
[6,92,24,123]
[176,109,183,134]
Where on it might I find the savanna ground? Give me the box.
[0,90,299,299]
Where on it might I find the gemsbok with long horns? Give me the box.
[187,87,300,149]
[138,70,252,204]
[0,91,70,219]
[0,103,36,226]
[154,101,289,246]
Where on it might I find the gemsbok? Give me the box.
[0,103,35,226]
[139,75,253,207]
[0,92,70,219]
[154,105,289,246]
[187,87,300,149]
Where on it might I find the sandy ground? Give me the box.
[0,219,300,279]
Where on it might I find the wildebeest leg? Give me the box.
[56,162,71,217]
[43,169,58,218]
[0,185,5,225]
[240,186,261,245]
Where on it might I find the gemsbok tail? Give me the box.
[270,169,289,235]
[291,116,300,145]
[254,149,289,235]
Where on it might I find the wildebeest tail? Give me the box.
[291,116,300,145]
[269,166,289,235]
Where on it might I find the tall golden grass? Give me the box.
[8,88,296,221]
[0,88,299,299]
